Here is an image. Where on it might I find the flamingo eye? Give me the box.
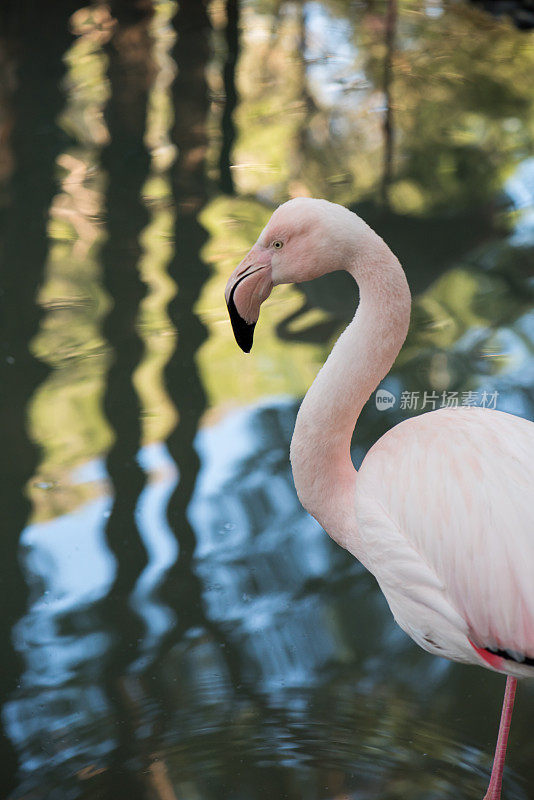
[272,240,283,249]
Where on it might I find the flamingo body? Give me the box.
[354,406,534,676]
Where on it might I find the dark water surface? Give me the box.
[1,1,533,799]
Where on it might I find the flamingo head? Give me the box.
[225,197,364,352]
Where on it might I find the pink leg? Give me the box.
[483,676,517,800]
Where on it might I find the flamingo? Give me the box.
[225,197,534,799]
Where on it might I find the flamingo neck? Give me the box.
[289,234,411,548]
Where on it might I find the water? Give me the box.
[0,1,533,798]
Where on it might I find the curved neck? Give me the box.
[289,234,411,548]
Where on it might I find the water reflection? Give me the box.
[96,5,155,795]
[0,2,79,794]
[0,0,533,799]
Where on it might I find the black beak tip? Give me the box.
[227,295,256,353]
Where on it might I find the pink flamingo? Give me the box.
[225,198,534,799]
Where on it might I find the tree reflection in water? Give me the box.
[0,2,78,795]
[0,1,533,799]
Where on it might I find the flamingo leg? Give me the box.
[482,676,517,800]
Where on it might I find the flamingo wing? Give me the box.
[354,407,534,676]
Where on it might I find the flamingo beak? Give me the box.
[225,244,273,353]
